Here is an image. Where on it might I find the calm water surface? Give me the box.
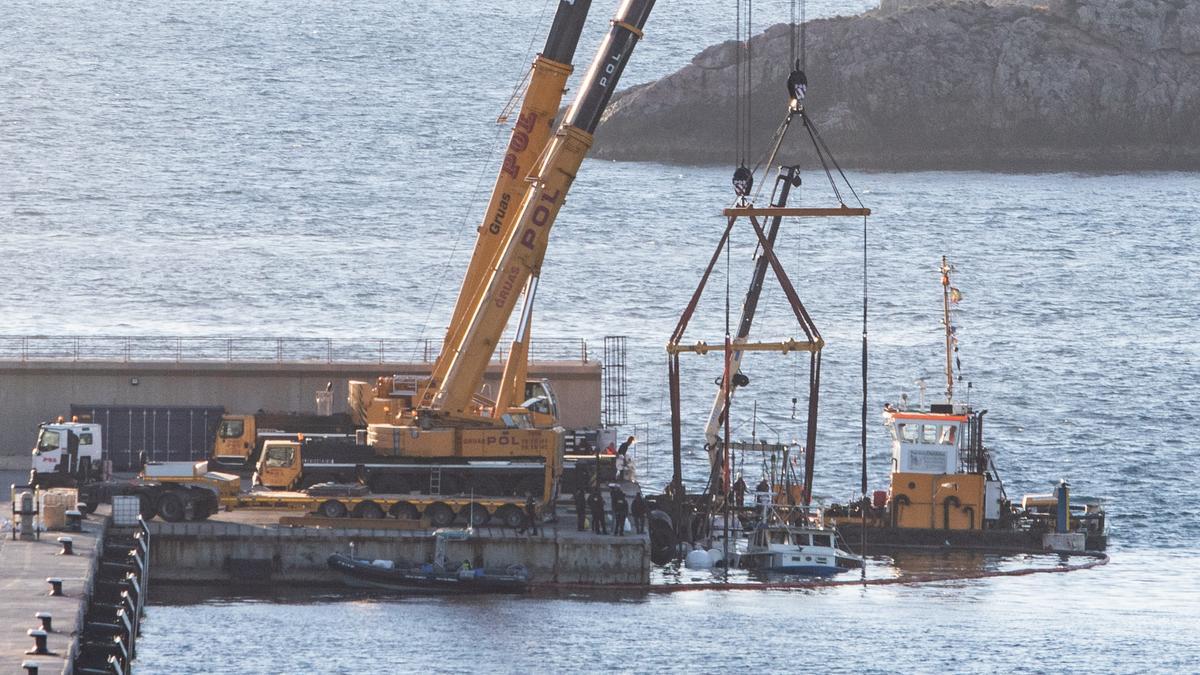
[2,1,1198,672]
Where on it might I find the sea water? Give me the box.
[2,1,1198,671]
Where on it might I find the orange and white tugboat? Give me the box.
[831,257,1107,552]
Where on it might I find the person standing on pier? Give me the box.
[573,485,588,532]
[611,485,628,536]
[524,494,539,536]
[588,488,607,534]
[631,491,647,534]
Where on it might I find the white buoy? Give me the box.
[684,548,714,569]
[707,548,725,566]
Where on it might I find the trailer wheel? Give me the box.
[136,493,157,521]
[466,505,491,527]
[352,501,385,519]
[426,502,455,527]
[318,500,348,518]
[188,493,214,521]
[389,502,419,521]
[158,493,187,523]
[495,505,524,529]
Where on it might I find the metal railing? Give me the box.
[0,335,590,365]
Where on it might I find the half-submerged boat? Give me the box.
[327,529,531,593]
[739,500,862,576]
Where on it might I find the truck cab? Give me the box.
[252,440,303,491]
[31,421,104,487]
[213,414,255,467]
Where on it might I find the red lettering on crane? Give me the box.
[519,189,561,250]
[501,153,519,179]
[511,132,529,153]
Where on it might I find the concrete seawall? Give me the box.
[148,518,650,586]
[0,359,601,468]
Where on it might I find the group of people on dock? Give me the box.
[573,483,647,536]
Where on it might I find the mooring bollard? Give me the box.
[26,628,50,655]
[21,660,40,675]
[46,578,63,596]
[58,536,74,555]
[35,611,53,632]
[66,508,84,532]
[19,491,36,541]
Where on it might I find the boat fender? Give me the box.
[962,505,975,530]
[684,549,713,569]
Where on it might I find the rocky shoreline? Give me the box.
[592,0,1200,171]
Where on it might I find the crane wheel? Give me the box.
[495,505,525,529]
[467,506,491,527]
[318,500,348,518]
[389,502,419,521]
[426,502,456,527]
[353,501,386,519]
[158,493,186,523]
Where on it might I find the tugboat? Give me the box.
[830,257,1107,552]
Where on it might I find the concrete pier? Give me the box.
[148,510,650,586]
[0,503,108,674]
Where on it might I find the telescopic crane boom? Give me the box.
[367,0,656,507]
[417,0,657,426]
[429,0,593,418]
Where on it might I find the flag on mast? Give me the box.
[950,287,963,304]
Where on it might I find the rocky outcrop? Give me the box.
[592,0,1200,170]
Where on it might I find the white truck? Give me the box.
[31,420,105,487]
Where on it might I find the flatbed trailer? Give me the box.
[222,490,532,528]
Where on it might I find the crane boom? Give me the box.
[422,0,592,411]
[423,0,657,422]
[704,167,800,467]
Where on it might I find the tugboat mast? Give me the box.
[940,255,954,404]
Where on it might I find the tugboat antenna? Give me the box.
[941,255,955,404]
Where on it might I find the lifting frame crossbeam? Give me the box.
[723,206,871,218]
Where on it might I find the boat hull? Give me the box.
[327,553,530,594]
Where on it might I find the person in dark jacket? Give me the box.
[588,489,607,534]
[733,473,747,508]
[630,491,648,534]
[573,486,587,532]
[524,494,539,536]
[610,486,628,536]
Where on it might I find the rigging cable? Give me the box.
[860,214,869,581]
[408,0,556,361]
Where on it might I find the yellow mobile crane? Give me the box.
[368,0,657,504]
